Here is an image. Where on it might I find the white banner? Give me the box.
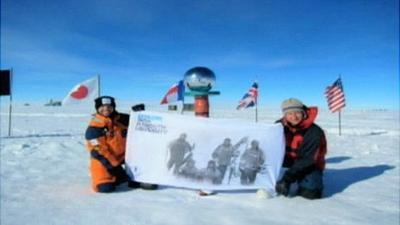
[125,111,285,193]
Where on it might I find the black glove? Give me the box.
[111,165,130,185]
[275,179,291,196]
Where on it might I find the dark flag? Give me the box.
[325,78,346,113]
[0,70,11,96]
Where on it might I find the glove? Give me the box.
[111,165,130,185]
[275,179,291,196]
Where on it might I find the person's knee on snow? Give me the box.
[96,182,116,193]
[297,169,323,199]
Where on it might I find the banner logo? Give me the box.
[135,114,167,134]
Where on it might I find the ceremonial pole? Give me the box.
[184,66,220,196]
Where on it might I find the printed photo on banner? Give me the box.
[125,111,285,192]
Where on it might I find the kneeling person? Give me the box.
[275,98,327,199]
[85,96,131,193]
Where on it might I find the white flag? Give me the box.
[62,76,99,106]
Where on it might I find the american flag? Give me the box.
[325,78,346,113]
[237,82,258,110]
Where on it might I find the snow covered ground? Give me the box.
[1,103,399,225]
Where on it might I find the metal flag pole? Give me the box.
[8,68,13,136]
[255,97,258,123]
[338,109,342,136]
[181,99,185,115]
[338,74,342,136]
[255,80,258,123]
[97,74,101,97]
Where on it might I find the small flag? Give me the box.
[237,82,258,110]
[0,70,11,96]
[325,78,346,113]
[62,76,99,106]
[160,80,185,104]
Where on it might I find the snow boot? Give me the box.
[297,187,322,200]
[128,180,141,189]
[140,183,159,190]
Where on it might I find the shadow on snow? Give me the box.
[326,156,352,164]
[324,164,395,198]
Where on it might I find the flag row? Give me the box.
[158,78,345,113]
[3,71,344,113]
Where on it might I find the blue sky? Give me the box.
[1,0,399,109]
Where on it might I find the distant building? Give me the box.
[168,103,194,112]
[168,105,178,111]
[45,99,62,106]
[183,103,194,111]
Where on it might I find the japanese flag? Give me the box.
[62,76,99,106]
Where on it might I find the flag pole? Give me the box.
[338,74,342,136]
[338,110,342,136]
[255,79,258,123]
[255,98,258,123]
[97,74,101,97]
[8,68,13,136]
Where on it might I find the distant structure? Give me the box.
[168,105,178,111]
[45,99,62,106]
[183,103,194,111]
[168,103,193,112]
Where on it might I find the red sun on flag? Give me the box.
[62,77,98,105]
[70,85,89,99]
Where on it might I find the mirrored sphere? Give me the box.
[184,67,216,92]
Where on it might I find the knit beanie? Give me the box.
[94,96,116,111]
[281,98,305,114]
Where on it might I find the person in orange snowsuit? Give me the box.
[85,96,131,193]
